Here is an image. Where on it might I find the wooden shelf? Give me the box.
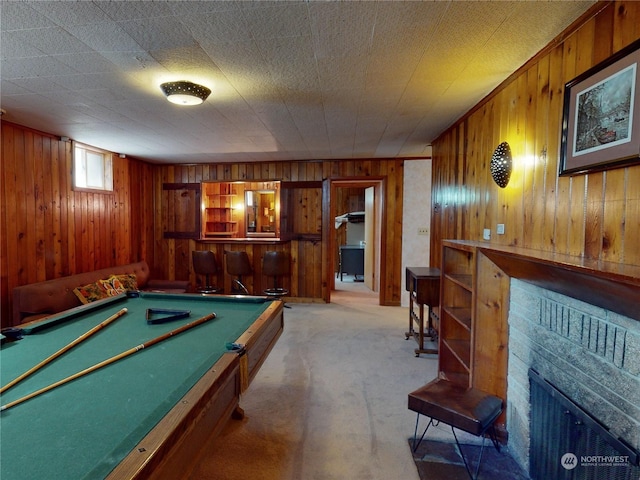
[202,182,239,239]
[204,231,236,237]
[441,306,471,330]
[444,273,472,291]
[439,240,511,434]
[441,338,471,371]
[440,242,474,388]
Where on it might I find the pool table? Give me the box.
[0,292,284,479]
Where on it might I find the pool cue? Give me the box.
[1,312,216,412]
[0,308,128,395]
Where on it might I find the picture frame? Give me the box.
[559,38,640,176]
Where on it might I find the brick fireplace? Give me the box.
[506,278,640,478]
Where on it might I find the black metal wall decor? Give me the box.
[490,141,513,188]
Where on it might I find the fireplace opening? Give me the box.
[529,369,640,480]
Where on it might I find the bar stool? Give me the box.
[225,251,252,294]
[408,378,503,480]
[262,251,290,299]
[192,251,222,294]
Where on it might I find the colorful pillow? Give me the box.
[112,273,138,291]
[73,274,139,305]
[98,277,126,296]
[73,281,109,305]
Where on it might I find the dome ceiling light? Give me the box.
[160,81,211,106]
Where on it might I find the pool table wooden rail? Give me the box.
[106,299,284,479]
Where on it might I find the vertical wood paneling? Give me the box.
[431,2,640,272]
[531,55,551,250]
[1,122,152,326]
[151,158,404,305]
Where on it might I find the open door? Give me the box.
[364,187,375,291]
[326,178,384,303]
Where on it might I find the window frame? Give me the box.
[72,142,114,193]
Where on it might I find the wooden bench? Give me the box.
[408,378,503,479]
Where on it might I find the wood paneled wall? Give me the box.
[1,120,404,325]
[430,1,640,271]
[152,159,404,305]
[1,122,155,326]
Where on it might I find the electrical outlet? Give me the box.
[497,224,505,235]
[483,228,491,240]
[417,227,429,235]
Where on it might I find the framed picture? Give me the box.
[560,38,640,176]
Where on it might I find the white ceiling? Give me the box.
[1,0,595,164]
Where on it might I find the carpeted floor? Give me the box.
[182,279,530,480]
[411,438,531,480]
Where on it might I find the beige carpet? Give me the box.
[184,279,444,480]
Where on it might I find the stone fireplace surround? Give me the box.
[467,244,640,477]
[506,278,640,474]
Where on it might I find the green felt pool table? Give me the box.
[0,292,284,479]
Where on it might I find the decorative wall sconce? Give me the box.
[160,81,211,106]
[490,142,513,188]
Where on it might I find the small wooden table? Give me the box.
[405,267,440,356]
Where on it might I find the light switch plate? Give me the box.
[483,228,491,240]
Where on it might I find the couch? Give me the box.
[11,261,189,326]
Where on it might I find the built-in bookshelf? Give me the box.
[202,182,237,238]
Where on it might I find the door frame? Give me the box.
[323,177,385,304]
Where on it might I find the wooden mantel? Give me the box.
[446,241,640,322]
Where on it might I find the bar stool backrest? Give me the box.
[225,251,252,276]
[192,251,218,275]
[262,251,290,277]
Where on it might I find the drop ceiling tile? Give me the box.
[0,79,32,96]
[180,10,251,45]
[95,1,175,22]
[118,16,195,52]
[49,73,116,92]
[242,2,310,39]
[168,1,241,17]
[6,76,68,94]
[2,56,78,79]
[55,52,120,74]
[151,44,220,74]
[66,22,143,52]
[308,2,376,43]
[33,1,112,27]
[1,31,45,59]
[14,26,91,55]
[0,2,56,31]
[316,55,368,89]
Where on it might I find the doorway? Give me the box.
[326,178,384,304]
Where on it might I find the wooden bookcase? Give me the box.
[439,242,475,387]
[202,182,238,238]
[439,240,510,425]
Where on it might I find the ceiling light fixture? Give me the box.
[160,81,211,106]
[490,142,513,188]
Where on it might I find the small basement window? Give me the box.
[73,142,113,192]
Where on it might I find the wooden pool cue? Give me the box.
[0,308,128,395]
[1,312,216,412]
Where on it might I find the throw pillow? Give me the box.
[112,273,138,291]
[73,281,109,305]
[99,277,126,296]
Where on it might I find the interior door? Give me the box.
[364,187,375,290]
